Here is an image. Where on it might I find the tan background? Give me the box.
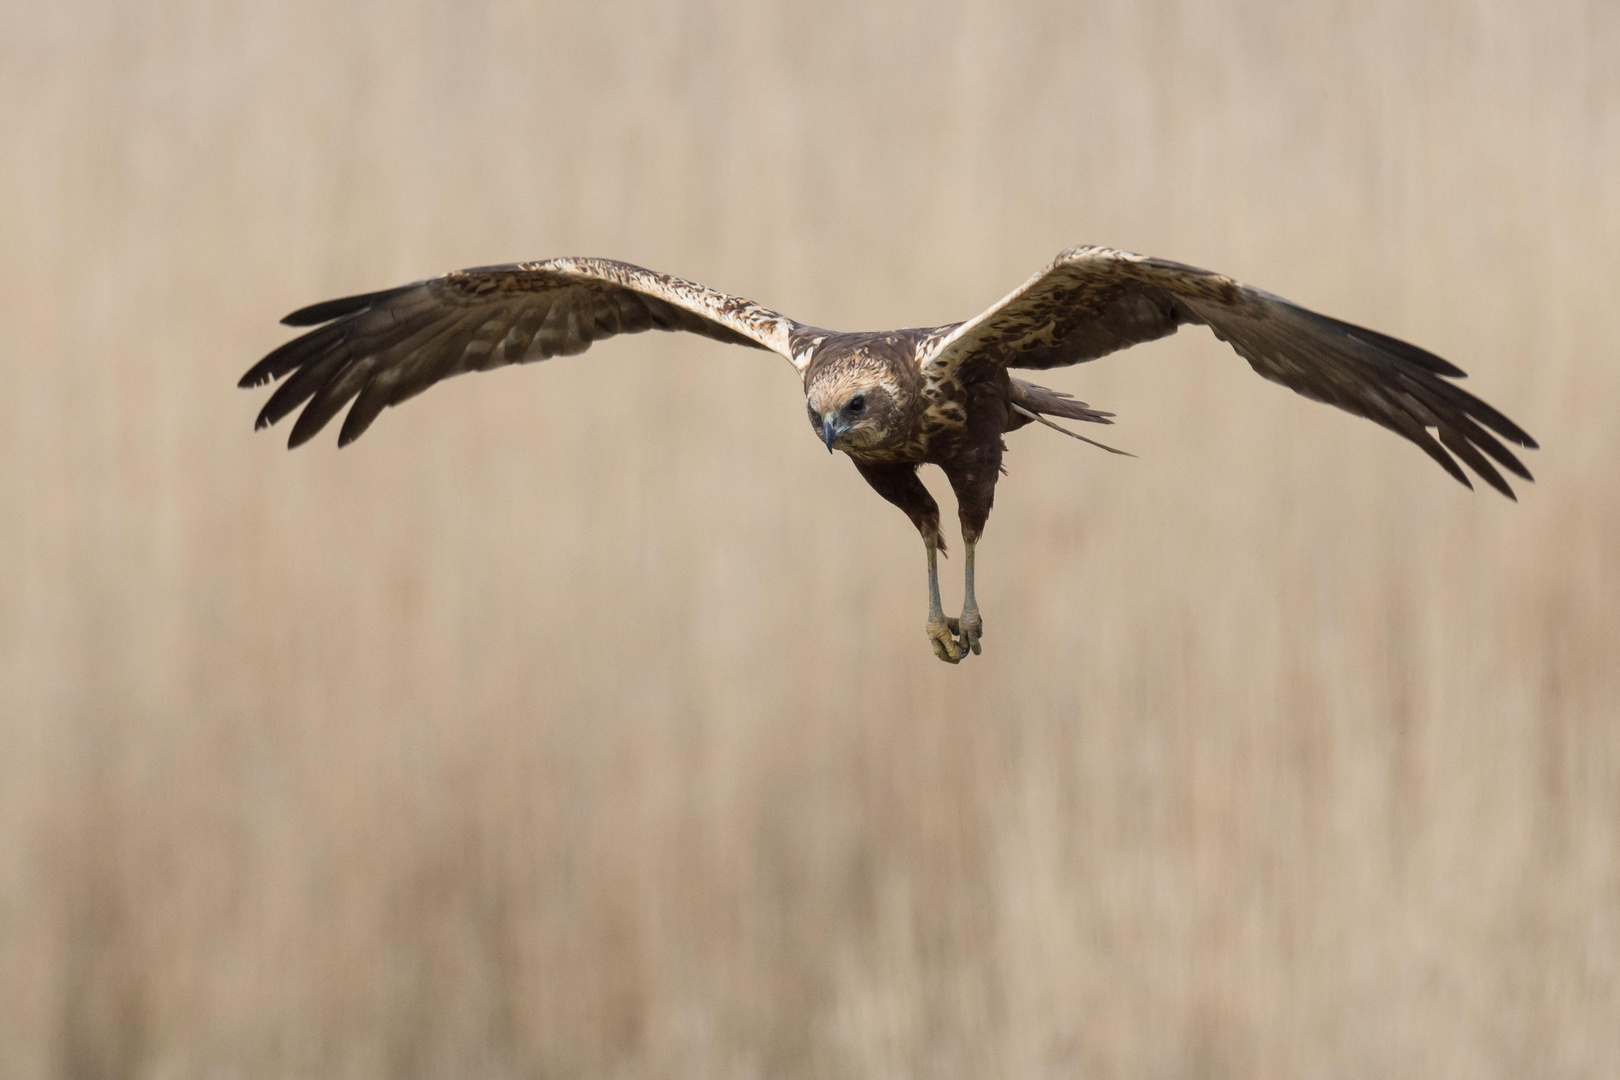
[3,1,1617,1076]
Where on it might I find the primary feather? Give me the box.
[239,258,817,448]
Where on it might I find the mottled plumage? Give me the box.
[242,246,1536,662]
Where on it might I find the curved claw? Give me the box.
[956,608,984,656]
[926,617,966,664]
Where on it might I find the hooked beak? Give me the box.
[821,415,848,452]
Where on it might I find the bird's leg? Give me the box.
[924,538,966,664]
[940,441,999,660]
[949,540,984,656]
[850,460,967,664]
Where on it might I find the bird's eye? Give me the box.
[848,395,866,413]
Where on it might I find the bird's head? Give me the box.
[805,362,900,453]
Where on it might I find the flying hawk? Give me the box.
[241,246,1536,663]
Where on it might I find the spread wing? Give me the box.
[920,246,1538,497]
[240,258,820,448]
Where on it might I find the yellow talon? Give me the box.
[926,617,966,663]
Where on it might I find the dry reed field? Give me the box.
[2,1,1618,1076]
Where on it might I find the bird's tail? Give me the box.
[1009,378,1113,426]
[1008,378,1134,456]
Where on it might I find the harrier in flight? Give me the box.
[242,246,1536,663]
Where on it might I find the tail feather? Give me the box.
[1008,377,1113,425]
[1011,404,1135,456]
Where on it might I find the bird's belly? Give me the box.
[847,422,966,467]
[913,396,974,461]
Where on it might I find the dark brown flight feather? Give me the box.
[240,258,815,448]
[920,247,1535,497]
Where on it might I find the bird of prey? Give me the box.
[241,246,1536,663]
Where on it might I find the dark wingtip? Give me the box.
[1344,325,1468,378]
[239,356,288,390]
[1482,453,1533,497]
[281,296,363,327]
[1484,416,1538,451]
[1481,467,1518,501]
[1472,474,1518,501]
[279,283,418,327]
[1427,442,1474,491]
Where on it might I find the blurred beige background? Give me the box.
[2,1,1617,1076]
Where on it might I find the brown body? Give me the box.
[803,330,1012,551]
[242,246,1536,663]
